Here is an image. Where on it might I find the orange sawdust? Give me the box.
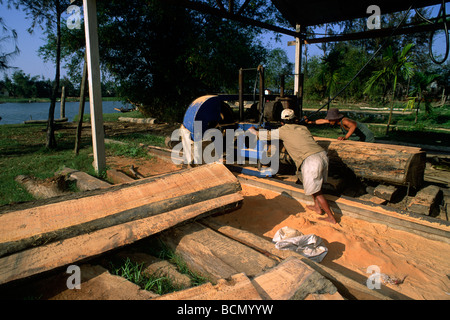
[211,184,450,300]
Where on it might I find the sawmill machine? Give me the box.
[177,65,299,177]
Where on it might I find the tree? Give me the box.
[8,0,71,149]
[408,71,440,123]
[365,43,416,134]
[264,48,293,92]
[96,0,270,121]
[0,16,20,70]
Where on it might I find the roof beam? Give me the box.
[305,20,450,44]
[165,0,300,38]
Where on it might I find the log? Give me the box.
[201,217,392,300]
[0,163,241,258]
[48,264,158,300]
[155,273,263,300]
[58,167,111,191]
[313,138,426,188]
[159,222,278,283]
[250,256,338,300]
[106,169,135,184]
[0,193,243,285]
[407,185,443,216]
[0,163,243,284]
[373,184,399,202]
[15,175,67,199]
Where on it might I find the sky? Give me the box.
[0,2,447,81]
[0,2,316,81]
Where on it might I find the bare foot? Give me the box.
[319,216,337,224]
[306,205,323,215]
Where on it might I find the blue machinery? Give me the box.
[181,66,300,177]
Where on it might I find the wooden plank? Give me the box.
[155,273,262,300]
[251,256,338,300]
[83,0,106,174]
[407,185,443,216]
[235,173,450,244]
[159,222,278,283]
[0,163,240,257]
[0,192,243,285]
[201,217,392,300]
[373,184,399,202]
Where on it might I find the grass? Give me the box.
[110,258,181,294]
[0,116,167,206]
[108,238,208,295]
[304,102,450,147]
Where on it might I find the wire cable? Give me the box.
[300,5,413,122]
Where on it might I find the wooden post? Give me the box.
[83,0,106,174]
[294,24,302,96]
[294,24,304,117]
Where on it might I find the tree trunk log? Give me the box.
[0,192,242,285]
[0,163,241,267]
[314,138,426,188]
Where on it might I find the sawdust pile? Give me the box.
[212,184,450,300]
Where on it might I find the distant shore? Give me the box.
[0,97,120,103]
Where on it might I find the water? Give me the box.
[0,100,131,125]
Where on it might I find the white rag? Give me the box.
[272,226,328,263]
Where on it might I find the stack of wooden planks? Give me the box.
[0,163,243,285]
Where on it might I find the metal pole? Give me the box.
[258,65,265,126]
[239,68,244,122]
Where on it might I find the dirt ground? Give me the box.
[103,150,450,300]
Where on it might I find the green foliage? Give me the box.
[0,123,95,206]
[0,16,20,71]
[109,258,183,294]
[105,142,152,159]
[261,48,294,92]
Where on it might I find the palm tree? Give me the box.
[365,43,416,134]
[409,71,440,123]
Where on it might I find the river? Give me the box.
[0,100,131,125]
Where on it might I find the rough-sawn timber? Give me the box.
[0,163,243,285]
[313,137,426,188]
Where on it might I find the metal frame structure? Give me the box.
[79,0,448,172]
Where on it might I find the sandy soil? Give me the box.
[103,150,449,300]
[211,184,450,300]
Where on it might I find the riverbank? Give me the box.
[0,97,120,104]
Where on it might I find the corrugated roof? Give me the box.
[271,0,445,27]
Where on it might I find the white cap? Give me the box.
[281,108,295,120]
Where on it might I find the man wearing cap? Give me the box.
[307,108,374,142]
[249,108,337,224]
